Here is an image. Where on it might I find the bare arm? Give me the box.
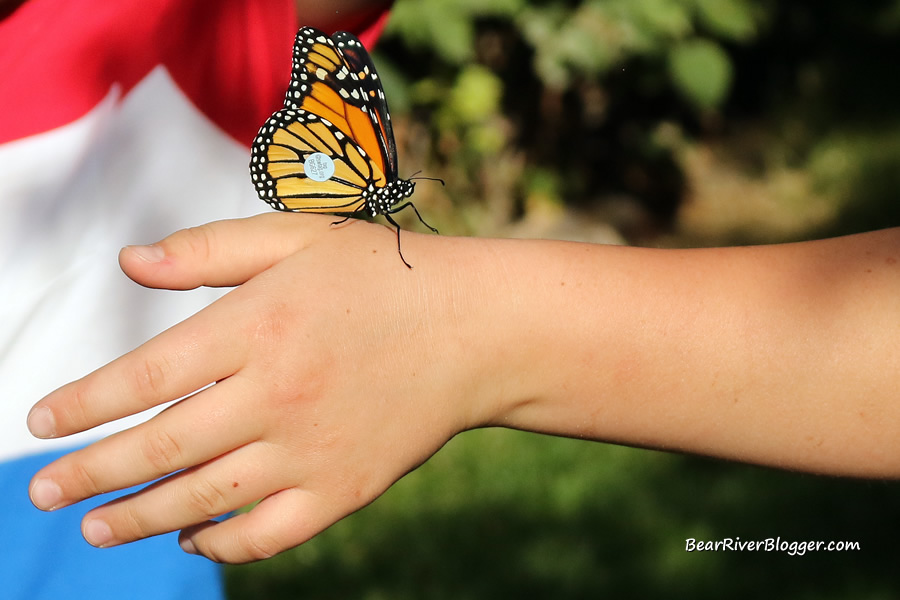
[26,216,900,563]
[475,231,900,476]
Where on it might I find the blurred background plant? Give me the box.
[226,1,900,597]
[374,0,900,246]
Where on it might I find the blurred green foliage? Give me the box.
[668,39,732,108]
[376,0,774,237]
[372,0,900,241]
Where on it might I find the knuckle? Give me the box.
[184,479,230,518]
[130,355,170,403]
[140,429,184,474]
[237,528,281,561]
[250,303,289,347]
[69,461,103,497]
[66,382,97,429]
[196,537,232,564]
[118,500,156,540]
[176,225,216,262]
[241,300,296,374]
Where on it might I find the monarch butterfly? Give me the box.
[249,26,438,268]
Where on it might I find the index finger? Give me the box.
[27,294,249,439]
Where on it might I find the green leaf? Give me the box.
[448,64,503,124]
[629,0,694,40]
[668,39,733,108]
[694,0,758,41]
[387,0,475,64]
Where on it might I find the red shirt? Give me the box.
[0,0,389,144]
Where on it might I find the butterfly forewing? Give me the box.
[285,27,387,178]
[332,31,399,180]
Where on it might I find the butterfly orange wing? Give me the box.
[249,27,392,213]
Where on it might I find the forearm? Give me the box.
[458,229,900,477]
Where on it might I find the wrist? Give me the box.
[422,235,590,433]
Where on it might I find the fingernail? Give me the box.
[128,244,165,263]
[179,536,198,555]
[83,518,114,547]
[27,406,56,438]
[30,478,63,510]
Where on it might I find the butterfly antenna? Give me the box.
[409,173,446,186]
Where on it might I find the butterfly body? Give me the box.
[250,26,434,267]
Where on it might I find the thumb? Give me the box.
[119,213,332,289]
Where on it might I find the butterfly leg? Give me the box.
[384,213,413,269]
[330,215,352,227]
[390,202,439,235]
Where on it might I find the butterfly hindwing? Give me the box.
[249,108,386,213]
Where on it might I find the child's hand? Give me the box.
[32,212,900,564]
[27,214,504,563]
